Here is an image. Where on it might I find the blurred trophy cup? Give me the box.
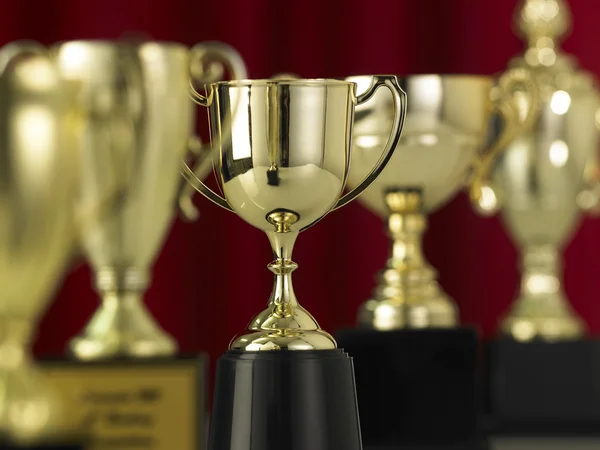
[0,44,84,449]
[182,75,407,450]
[478,0,600,445]
[336,71,537,450]
[34,40,247,450]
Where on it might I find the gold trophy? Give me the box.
[477,0,599,342]
[0,44,82,447]
[335,71,537,447]
[182,76,406,450]
[482,0,600,438]
[50,40,246,360]
[344,72,536,330]
[35,40,247,450]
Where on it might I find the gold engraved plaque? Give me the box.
[40,358,207,450]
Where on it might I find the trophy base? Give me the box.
[336,327,483,449]
[209,349,361,450]
[39,355,207,450]
[0,439,84,450]
[486,338,600,433]
[364,442,488,450]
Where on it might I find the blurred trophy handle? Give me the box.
[470,67,541,215]
[178,135,215,220]
[0,40,46,72]
[189,41,247,105]
[577,113,600,214]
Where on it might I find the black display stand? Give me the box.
[39,355,208,450]
[337,327,484,450]
[208,349,362,450]
[486,338,600,433]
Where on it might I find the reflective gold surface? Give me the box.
[347,72,535,330]
[183,76,407,350]
[0,44,80,443]
[480,0,599,341]
[51,40,246,360]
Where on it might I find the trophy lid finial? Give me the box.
[515,0,572,67]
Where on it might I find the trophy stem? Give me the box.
[358,190,458,329]
[68,267,177,360]
[501,244,586,341]
[0,316,61,444]
[229,211,336,351]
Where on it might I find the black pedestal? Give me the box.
[486,338,600,433]
[337,327,482,450]
[208,349,362,450]
[39,355,207,450]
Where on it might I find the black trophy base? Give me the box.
[336,327,482,449]
[209,349,362,450]
[486,338,600,435]
[39,355,207,450]
[365,441,489,450]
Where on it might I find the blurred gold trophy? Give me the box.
[477,0,600,342]
[483,0,600,435]
[345,72,537,330]
[0,44,81,446]
[182,76,406,449]
[32,40,247,450]
[49,40,247,360]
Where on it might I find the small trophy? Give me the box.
[0,44,83,448]
[182,76,406,450]
[480,0,600,441]
[35,40,246,450]
[336,72,537,449]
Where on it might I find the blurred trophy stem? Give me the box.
[68,267,176,359]
[359,189,457,329]
[502,244,585,342]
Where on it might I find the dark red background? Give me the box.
[2,0,600,370]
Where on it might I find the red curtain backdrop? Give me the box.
[2,0,600,370]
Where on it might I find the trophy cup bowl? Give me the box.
[183,76,406,450]
[50,40,245,360]
[0,45,80,445]
[345,72,536,330]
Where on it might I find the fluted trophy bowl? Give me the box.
[347,72,535,330]
[183,76,406,351]
[0,46,79,443]
[51,40,246,360]
[489,69,600,341]
[349,75,491,214]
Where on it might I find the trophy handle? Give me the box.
[0,40,46,73]
[189,41,247,106]
[180,42,248,213]
[332,75,407,211]
[178,136,215,220]
[469,67,540,214]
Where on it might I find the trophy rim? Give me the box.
[50,39,188,53]
[346,73,493,83]
[207,78,354,88]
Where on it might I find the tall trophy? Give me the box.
[182,75,407,450]
[0,44,83,448]
[479,0,600,444]
[336,71,537,450]
[37,40,247,450]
